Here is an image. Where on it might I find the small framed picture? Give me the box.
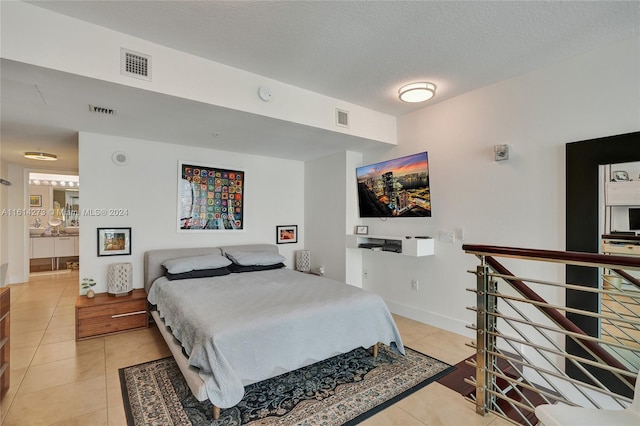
[355,225,369,235]
[97,227,131,256]
[276,225,298,244]
[29,195,42,207]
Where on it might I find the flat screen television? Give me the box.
[356,151,431,217]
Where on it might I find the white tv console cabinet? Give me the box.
[346,234,434,257]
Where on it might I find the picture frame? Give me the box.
[178,161,245,231]
[355,225,369,235]
[29,195,42,207]
[97,227,131,256]
[276,225,298,244]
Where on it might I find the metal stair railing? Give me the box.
[463,244,640,425]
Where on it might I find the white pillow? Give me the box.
[162,254,232,274]
[225,250,286,266]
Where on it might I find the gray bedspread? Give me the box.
[147,268,405,408]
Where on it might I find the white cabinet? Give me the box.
[31,238,54,258]
[54,237,75,257]
[346,234,434,257]
[30,236,79,259]
[605,181,640,206]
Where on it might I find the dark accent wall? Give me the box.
[566,130,640,396]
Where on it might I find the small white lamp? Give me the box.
[295,250,311,273]
[108,263,133,296]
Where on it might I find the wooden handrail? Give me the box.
[610,268,640,290]
[483,255,632,384]
[462,244,640,270]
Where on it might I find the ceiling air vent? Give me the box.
[88,105,117,115]
[120,48,152,81]
[336,108,349,128]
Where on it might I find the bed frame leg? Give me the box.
[372,342,379,358]
[213,405,221,420]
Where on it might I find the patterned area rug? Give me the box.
[119,345,454,426]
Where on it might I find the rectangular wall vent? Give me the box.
[88,104,117,115]
[336,108,349,128]
[121,48,152,81]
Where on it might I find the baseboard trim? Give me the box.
[385,299,473,338]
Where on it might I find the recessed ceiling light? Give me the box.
[24,152,58,161]
[398,82,436,103]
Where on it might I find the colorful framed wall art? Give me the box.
[178,162,244,230]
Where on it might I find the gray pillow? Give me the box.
[225,250,286,266]
[162,254,232,274]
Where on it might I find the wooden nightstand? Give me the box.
[75,289,148,340]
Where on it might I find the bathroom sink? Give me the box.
[64,226,80,234]
[30,228,46,236]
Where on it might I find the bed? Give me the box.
[144,244,405,419]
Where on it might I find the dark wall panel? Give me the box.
[565,131,640,395]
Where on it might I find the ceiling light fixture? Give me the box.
[24,152,58,161]
[29,173,78,187]
[398,82,436,103]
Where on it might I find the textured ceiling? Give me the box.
[2,1,639,170]
[25,0,640,115]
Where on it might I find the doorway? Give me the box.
[28,173,80,274]
[566,130,640,396]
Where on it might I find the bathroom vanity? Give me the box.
[30,234,79,270]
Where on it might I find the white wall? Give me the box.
[4,163,28,284]
[79,132,305,294]
[1,1,396,146]
[353,36,640,336]
[28,184,51,222]
[304,150,363,283]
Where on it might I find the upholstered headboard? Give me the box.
[143,244,280,293]
[144,247,221,293]
[217,244,279,256]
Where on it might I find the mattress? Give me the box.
[147,267,405,408]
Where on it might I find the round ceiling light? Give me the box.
[398,82,436,103]
[24,152,58,161]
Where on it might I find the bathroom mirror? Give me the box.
[29,173,80,230]
[53,187,80,227]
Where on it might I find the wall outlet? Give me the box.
[439,230,455,243]
[363,269,368,279]
[411,279,419,291]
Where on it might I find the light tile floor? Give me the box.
[1,271,513,425]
